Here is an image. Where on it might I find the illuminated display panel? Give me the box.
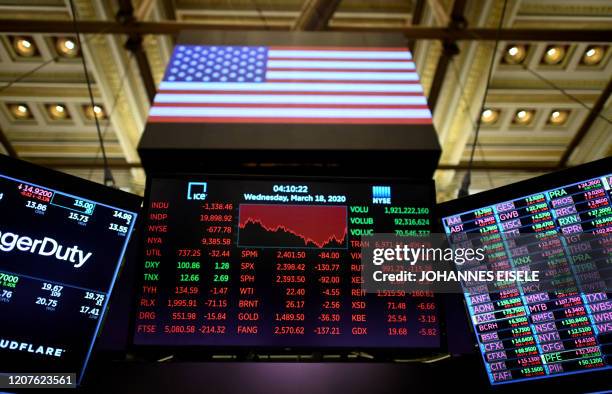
[138,33,441,179]
[133,176,440,350]
[147,44,432,125]
[440,160,612,385]
[0,156,140,384]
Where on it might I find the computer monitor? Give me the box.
[438,157,611,385]
[132,174,442,354]
[0,155,141,385]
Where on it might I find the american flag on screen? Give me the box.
[148,45,432,124]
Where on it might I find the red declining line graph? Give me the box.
[239,204,347,248]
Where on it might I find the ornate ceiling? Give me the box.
[0,0,610,200]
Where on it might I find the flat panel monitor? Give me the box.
[137,31,441,178]
[438,157,612,385]
[0,155,141,384]
[132,175,441,352]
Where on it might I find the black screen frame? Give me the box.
[435,156,612,389]
[128,172,449,360]
[0,154,142,384]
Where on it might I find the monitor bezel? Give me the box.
[128,172,449,359]
[0,154,142,384]
[435,156,612,387]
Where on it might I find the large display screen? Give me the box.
[439,159,611,385]
[133,176,440,350]
[0,156,140,384]
[148,44,432,125]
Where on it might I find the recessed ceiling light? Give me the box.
[8,103,32,120]
[84,104,106,120]
[481,108,500,124]
[542,45,566,65]
[47,104,70,120]
[56,37,79,58]
[513,109,535,125]
[582,45,605,65]
[548,109,569,125]
[503,44,527,64]
[12,36,37,57]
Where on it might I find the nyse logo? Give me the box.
[187,182,208,201]
[372,186,391,205]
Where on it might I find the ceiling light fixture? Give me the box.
[56,37,79,57]
[12,36,37,57]
[542,45,566,65]
[8,103,32,120]
[503,44,527,64]
[481,108,500,124]
[84,104,106,120]
[582,45,605,65]
[513,109,535,125]
[548,109,569,125]
[47,104,69,120]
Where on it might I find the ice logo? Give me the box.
[187,182,207,201]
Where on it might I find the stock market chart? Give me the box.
[0,169,138,383]
[441,173,612,384]
[133,177,440,349]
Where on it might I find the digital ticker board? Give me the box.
[133,176,440,350]
[440,162,612,385]
[0,156,140,384]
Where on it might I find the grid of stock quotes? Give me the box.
[133,177,440,349]
[0,172,137,383]
[442,173,612,385]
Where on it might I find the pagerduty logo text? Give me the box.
[0,229,92,268]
